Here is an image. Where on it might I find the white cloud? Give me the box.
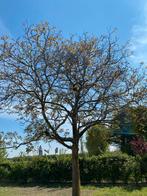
[131,2,147,65]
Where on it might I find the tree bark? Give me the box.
[72,142,80,196]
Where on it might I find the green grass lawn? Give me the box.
[83,186,147,196]
[0,185,147,196]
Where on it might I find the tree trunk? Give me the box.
[72,143,80,196]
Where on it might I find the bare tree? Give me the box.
[0,23,145,196]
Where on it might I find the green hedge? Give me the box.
[0,153,146,184]
[80,153,141,184]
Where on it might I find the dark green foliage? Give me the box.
[10,160,30,183]
[130,106,147,140]
[140,154,147,182]
[0,161,11,181]
[80,156,103,183]
[80,152,138,184]
[0,153,146,184]
[5,156,72,184]
[96,153,129,184]
[111,106,147,155]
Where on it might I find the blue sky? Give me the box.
[0,0,144,38]
[0,0,147,157]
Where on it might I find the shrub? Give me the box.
[140,154,147,182]
[0,153,146,184]
[0,161,11,181]
[9,160,29,183]
[80,156,101,183]
[97,152,134,184]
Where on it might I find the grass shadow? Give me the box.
[0,181,72,189]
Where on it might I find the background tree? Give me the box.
[0,133,7,160]
[86,125,110,156]
[111,106,147,154]
[0,23,145,196]
[130,106,147,140]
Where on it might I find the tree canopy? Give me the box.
[130,106,147,139]
[86,125,110,156]
[111,106,147,154]
[0,23,146,196]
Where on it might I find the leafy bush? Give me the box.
[80,156,101,183]
[94,153,135,184]
[9,160,29,183]
[140,154,147,181]
[0,153,146,184]
[0,161,11,180]
[80,152,142,184]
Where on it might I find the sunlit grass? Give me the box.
[82,186,147,196]
[0,185,147,196]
